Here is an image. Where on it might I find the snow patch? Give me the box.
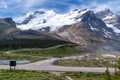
[17,9,89,31]
[106,24,120,33]
[103,29,111,38]
[90,27,98,31]
[88,18,98,31]
[101,54,116,58]
[103,15,116,20]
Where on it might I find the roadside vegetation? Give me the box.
[13,44,82,57]
[0,70,65,80]
[102,59,120,80]
[54,58,117,67]
[1,42,120,80]
[62,59,120,80]
[0,52,47,63]
[1,68,120,80]
[0,44,81,64]
[62,72,104,80]
[54,54,118,67]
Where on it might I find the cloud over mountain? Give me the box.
[0,0,120,22]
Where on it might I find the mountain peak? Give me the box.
[96,9,113,19]
[79,9,89,12]
[81,11,95,21]
[72,9,79,12]
[70,8,89,13]
[34,11,45,15]
[0,17,16,33]
[102,8,111,12]
[96,8,120,25]
[17,9,94,31]
[46,10,57,16]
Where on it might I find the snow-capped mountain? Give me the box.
[0,17,66,42]
[1,8,120,52]
[17,9,89,31]
[16,8,120,52]
[96,9,120,33]
[56,10,120,52]
[57,10,115,42]
[17,8,120,38]
[18,8,120,35]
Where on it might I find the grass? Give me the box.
[0,44,82,64]
[0,70,109,80]
[62,72,104,80]
[0,70,65,80]
[14,44,82,57]
[0,52,47,63]
[54,58,117,67]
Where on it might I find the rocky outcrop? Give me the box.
[0,18,16,31]
[57,10,120,52]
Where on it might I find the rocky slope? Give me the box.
[17,9,120,38]
[0,18,16,31]
[16,9,120,52]
[1,9,120,52]
[0,18,64,41]
[96,9,120,31]
[0,17,70,49]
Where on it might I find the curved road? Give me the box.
[0,57,116,73]
[5,44,73,54]
[1,45,116,73]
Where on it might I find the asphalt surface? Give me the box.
[0,58,116,73]
[1,45,116,73]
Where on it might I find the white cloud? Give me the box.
[48,0,72,6]
[0,0,47,11]
[4,4,8,9]
[16,0,22,3]
[23,0,46,9]
[1,0,120,22]
[13,12,34,22]
[13,16,26,23]
[88,1,120,13]
[0,0,8,9]
[70,0,120,14]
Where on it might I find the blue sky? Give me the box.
[0,0,120,22]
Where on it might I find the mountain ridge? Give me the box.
[1,8,120,52]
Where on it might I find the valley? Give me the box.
[0,3,120,79]
[0,44,119,80]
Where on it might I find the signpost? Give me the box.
[9,60,16,70]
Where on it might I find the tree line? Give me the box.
[103,59,120,80]
[0,39,71,50]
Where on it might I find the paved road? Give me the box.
[1,45,116,73]
[5,44,73,54]
[0,58,116,73]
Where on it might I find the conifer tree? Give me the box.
[112,59,120,80]
[103,67,112,80]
